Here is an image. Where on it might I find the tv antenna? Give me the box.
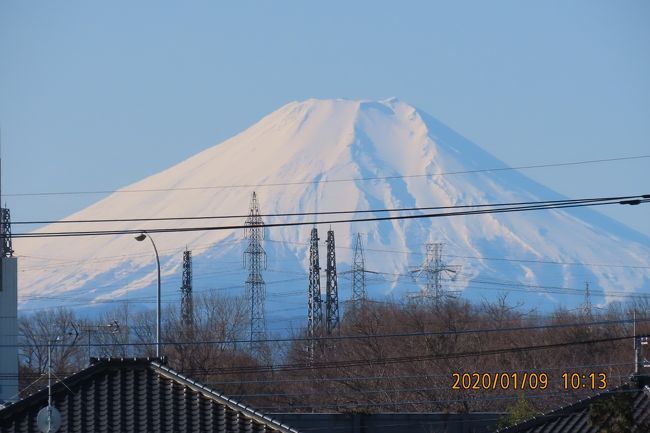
[37,337,63,433]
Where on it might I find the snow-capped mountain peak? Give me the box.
[15,99,650,317]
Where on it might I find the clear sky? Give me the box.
[1,1,649,235]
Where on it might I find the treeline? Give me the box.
[17,292,650,417]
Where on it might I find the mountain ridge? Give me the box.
[15,98,650,319]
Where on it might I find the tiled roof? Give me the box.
[498,375,650,433]
[0,357,299,433]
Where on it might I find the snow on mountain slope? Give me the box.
[15,98,650,322]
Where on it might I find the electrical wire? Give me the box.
[6,154,649,198]
[10,195,636,225]
[256,388,645,412]
[7,360,635,383]
[144,335,635,376]
[203,361,636,386]
[6,317,642,349]
[11,194,650,238]
[17,237,648,271]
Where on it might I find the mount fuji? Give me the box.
[15,98,650,326]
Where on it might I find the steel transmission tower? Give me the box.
[351,233,367,304]
[426,243,444,298]
[243,192,267,352]
[308,227,323,341]
[414,243,459,303]
[325,229,339,335]
[180,249,194,328]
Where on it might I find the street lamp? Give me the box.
[134,231,161,358]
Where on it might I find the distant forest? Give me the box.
[17,293,650,424]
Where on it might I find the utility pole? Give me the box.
[180,249,194,328]
[243,192,267,355]
[634,310,649,376]
[351,233,367,305]
[325,229,339,335]
[581,281,592,318]
[308,227,323,355]
[634,334,649,375]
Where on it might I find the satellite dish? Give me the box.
[37,406,61,433]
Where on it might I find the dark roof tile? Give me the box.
[0,358,299,433]
[498,375,650,433]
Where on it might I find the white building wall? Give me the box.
[0,257,18,405]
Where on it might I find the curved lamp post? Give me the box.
[134,232,161,358]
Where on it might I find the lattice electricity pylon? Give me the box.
[1,207,13,258]
[308,227,323,342]
[351,233,367,304]
[180,249,194,328]
[325,229,340,335]
[411,243,460,303]
[243,192,267,353]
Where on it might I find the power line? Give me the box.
[16,237,650,270]
[6,154,650,198]
[371,270,650,299]
[147,335,637,376]
[15,277,307,311]
[7,360,635,383]
[9,335,635,376]
[9,312,643,338]
[10,194,646,225]
[11,194,650,238]
[257,388,645,412]
[228,378,638,399]
[15,269,650,313]
[346,264,650,300]
[6,317,645,349]
[443,253,650,270]
[200,360,635,386]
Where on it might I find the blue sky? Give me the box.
[1,1,649,235]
